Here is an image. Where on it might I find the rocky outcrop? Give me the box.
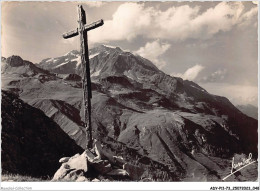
[52,152,88,181]
[6,56,24,67]
[2,55,52,77]
[52,140,144,181]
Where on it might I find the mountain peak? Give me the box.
[65,50,80,56]
[6,55,24,67]
[38,44,160,76]
[102,44,116,48]
[89,44,123,54]
[2,55,51,77]
[102,44,122,51]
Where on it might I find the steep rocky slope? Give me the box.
[1,90,83,178]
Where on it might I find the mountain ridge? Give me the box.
[1,45,258,181]
[236,104,258,120]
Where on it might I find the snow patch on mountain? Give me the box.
[91,69,101,77]
[46,58,54,63]
[191,85,206,92]
[46,58,59,63]
[89,53,99,59]
[104,44,116,49]
[124,70,135,80]
[70,56,81,68]
[65,50,79,56]
[124,74,134,80]
[54,61,69,68]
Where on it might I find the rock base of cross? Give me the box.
[52,140,145,182]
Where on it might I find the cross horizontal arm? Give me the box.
[62,28,79,39]
[63,19,104,39]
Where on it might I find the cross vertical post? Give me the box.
[62,5,104,150]
[78,5,93,149]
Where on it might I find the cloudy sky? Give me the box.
[1,1,258,106]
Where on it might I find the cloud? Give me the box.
[237,6,258,28]
[135,40,171,69]
[200,69,227,83]
[89,3,152,43]
[172,64,204,81]
[89,2,257,43]
[200,82,258,106]
[84,1,106,8]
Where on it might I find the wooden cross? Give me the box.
[62,5,103,149]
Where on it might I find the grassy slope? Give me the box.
[1,174,48,182]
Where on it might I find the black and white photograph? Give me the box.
[1,1,259,190]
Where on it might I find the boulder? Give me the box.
[92,140,126,168]
[89,159,113,175]
[85,149,97,162]
[59,157,70,163]
[52,163,74,181]
[92,139,108,160]
[76,176,89,182]
[52,148,143,181]
[113,156,124,163]
[52,152,87,181]
[112,156,126,167]
[123,163,145,180]
[64,169,84,181]
[107,169,129,176]
[66,152,88,172]
[92,178,100,182]
[85,148,113,174]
